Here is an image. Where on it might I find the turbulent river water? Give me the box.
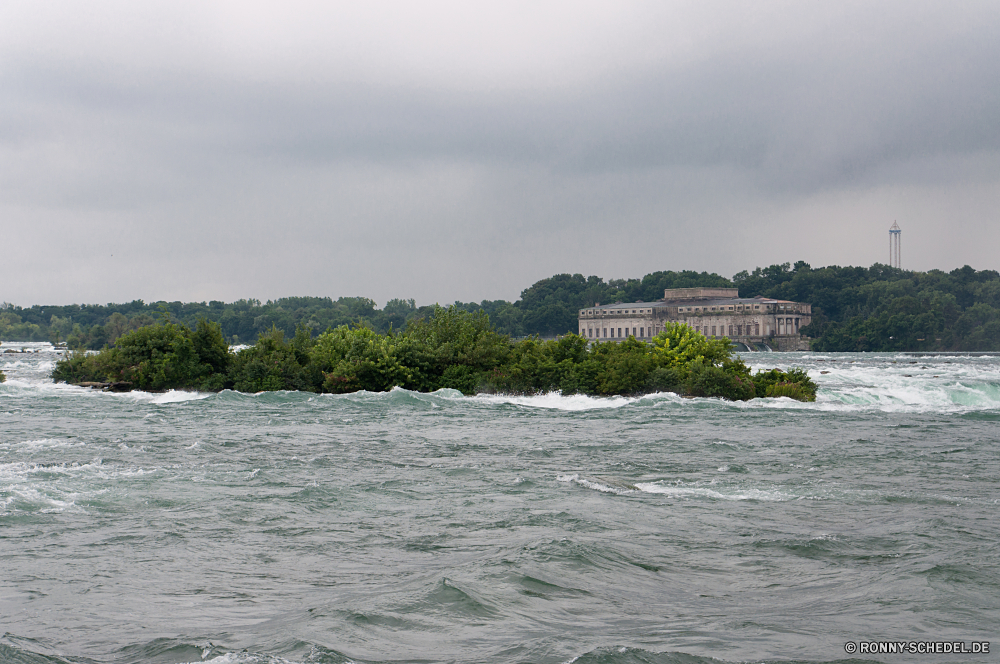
[1,343,998,664]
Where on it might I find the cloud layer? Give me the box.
[3,1,999,306]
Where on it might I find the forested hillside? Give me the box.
[0,297,433,348]
[3,263,1000,351]
[0,270,730,347]
[734,263,1000,351]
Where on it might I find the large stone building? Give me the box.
[577,287,812,350]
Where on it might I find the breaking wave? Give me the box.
[4,348,1000,416]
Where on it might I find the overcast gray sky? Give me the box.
[3,1,999,307]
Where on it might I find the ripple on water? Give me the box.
[0,350,997,663]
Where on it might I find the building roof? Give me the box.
[581,302,656,312]
[662,287,739,300]
[668,297,765,307]
[580,295,805,313]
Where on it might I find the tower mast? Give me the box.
[889,221,901,269]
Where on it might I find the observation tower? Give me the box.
[889,221,901,269]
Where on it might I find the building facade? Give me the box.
[577,287,812,349]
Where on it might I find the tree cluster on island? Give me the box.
[50,308,816,402]
[5,262,1000,352]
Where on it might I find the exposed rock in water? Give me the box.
[75,381,133,392]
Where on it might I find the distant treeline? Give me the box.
[0,270,730,348]
[51,309,816,401]
[4,263,1000,351]
[733,262,1000,352]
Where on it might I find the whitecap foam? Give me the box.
[3,370,215,404]
[3,378,119,398]
[0,486,78,513]
[0,360,37,369]
[474,392,635,411]
[1,438,82,451]
[0,461,32,481]
[150,390,212,404]
[634,481,792,501]
[183,655,295,664]
[116,389,213,404]
[0,459,157,483]
[426,387,465,398]
[114,467,157,477]
[560,473,796,501]
[576,478,635,494]
[557,473,638,494]
[812,376,1000,414]
[743,355,1000,414]
[186,652,307,664]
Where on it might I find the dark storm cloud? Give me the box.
[8,9,999,180]
[2,1,999,305]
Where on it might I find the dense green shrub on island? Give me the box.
[748,367,817,401]
[51,319,231,391]
[310,324,419,393]
[51,309,816,401]
[228,325,320,392]
[232,308,516,394]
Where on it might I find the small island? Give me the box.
[50,307,817,401]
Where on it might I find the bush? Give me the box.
[752,368,817,402]
[310,325,417,393]
[51,348,119,385]
[229,326,317,392]
[686,360,756,401]
[401,307,512,393]
[765,382,809,400]
[479,336,587,394]
[592,337,656,395]
[645,366,683,393]
[651,322,733,378]
[51,319,232,391]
